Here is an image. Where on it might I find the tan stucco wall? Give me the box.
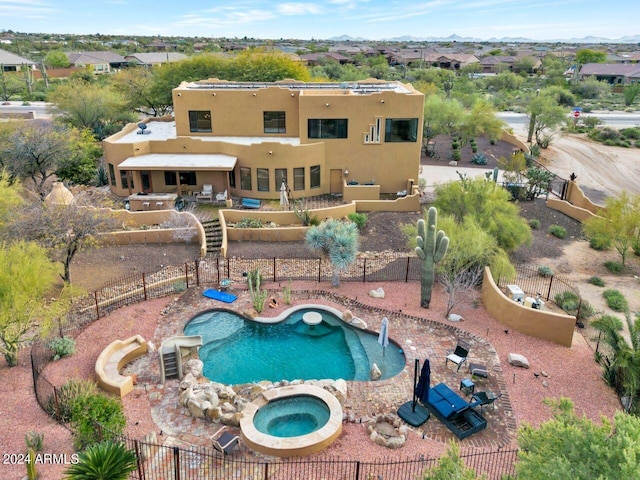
[565,181,604,214]
[546,198,597,223]
[481,267,575,347]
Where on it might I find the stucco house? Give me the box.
[579,63,640,85]
[65,51,127,74]
[123,52,188,67]
[0,48,37,71]
[103,79,424,205]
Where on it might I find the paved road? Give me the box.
[0,101,52,119]
[498,112,640,130]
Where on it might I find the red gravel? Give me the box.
[2,280,621,479]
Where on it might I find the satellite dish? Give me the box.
[137,123,149,135]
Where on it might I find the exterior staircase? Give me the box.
[202,219,222,255]
[161,350,178,380]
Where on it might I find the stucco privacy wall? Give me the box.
[481,267,575,347]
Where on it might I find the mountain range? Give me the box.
[328,34,640,44]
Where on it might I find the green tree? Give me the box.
[305,219,359,287]
[55,129,104,185]
[458,98,505,146]
[0,169,23,231]
[526,91,567,147]
[64,441,136,480]
[422,94,465,153]
[68,393,127,449]
[583,191,640,266]
[111,68,172,117]
[0,241,60,366]
[593,312,640,413]
[623,83,640,107]
[517,398,640,479]
[576,49,607,65]
[434,176,531,253]
[0,69,24,101]
[43,50,71,68]
[12,193,117,283]
[423,440,485,480]
[49,79,135,139]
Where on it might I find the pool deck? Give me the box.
[129,285,517,454]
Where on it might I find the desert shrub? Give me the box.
[173,281,187,292]
[236,217,263,228]
[582,116,603,129]
[577,301,596,321]
[554,290,580,314]
[347,212,368,231]
[620,127,640,140]
[451,149,461,161]
[633,240,640,256]
[69,392,126,449]
[589,276,606,287]
[49,336,76,360]
[602,289,628,312]
[47,378,98,422]
[25,431,44,452]
[588,232,611,250]
[451,139,460,149]
[470,152,487,165]
[538,265,554,277]
[548,224,567,239]
[529,219,541,229]
[604,260,624,274]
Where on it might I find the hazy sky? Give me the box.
[1,0,638,41]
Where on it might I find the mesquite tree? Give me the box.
[415,207,449,308]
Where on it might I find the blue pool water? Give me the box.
[253,395,330,437]
[183,307,405,385]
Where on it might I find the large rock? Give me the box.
[179,372,197,390]
[183,359,204,377]
[343,310,353,322]
[369,287,385,298]
[508,353,530,368]
[448,313,464,322]
[350,317,368,329]
[370,363,382,381]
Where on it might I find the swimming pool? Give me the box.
[183,305,405,385]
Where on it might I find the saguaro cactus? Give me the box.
[415,207,449,308]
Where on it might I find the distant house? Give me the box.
[424,53,479,70]
[124,52,188,67]
[65,51,127,74]
[479,55,541,74]
[579,63,640,85]
[0,48,37,71]
[300,52,352,66]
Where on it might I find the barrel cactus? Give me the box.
[415,207,449,308]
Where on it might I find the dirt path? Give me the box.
[540,134,640,204]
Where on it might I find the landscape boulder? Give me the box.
[369,287,385,298]
[508,353,530,368]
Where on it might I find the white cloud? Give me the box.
[277,3,323,15]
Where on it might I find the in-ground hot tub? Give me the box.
[240,384,343,457]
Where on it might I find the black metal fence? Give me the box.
[97,424,519,480]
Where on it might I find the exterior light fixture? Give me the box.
[325,103,330,107]
[344,169,349,176]
[268,151,273,156]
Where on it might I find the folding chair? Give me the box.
[208,426,240,455]
[445,340,470,371]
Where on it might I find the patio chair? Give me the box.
[215,189,227,202]
[197,184,213,201]
[469,391,501,412]
[209,426,240,455]
[445,340,470,371]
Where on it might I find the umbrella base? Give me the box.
[397,401,430,427]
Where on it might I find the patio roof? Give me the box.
[119,153,237,171]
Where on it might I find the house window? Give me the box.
[229,169,236,188]
[120,170,133,189]
[310,165,321,189]
[308,119,348,139]
[275,168,287,190]
[264,111,286,133]
[189,110,212,133]
[240,167,252,190]
[293,167,305,191]
[385,118,418,142]
[257,168,269,191]
[165,171,196,185]
[108,163,116,186]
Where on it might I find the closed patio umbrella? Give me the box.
[415,358,431,404]
[378,317,389,356]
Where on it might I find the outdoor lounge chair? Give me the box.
[445,340,470,371]
[209,426,240,455]
[215,189,227,202]
[197,185,213,201]
[469,391,500,412]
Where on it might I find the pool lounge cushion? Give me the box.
[424,382,487,439]
[426,382,469,419]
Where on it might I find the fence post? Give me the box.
[185,263,189,288]
[173,446,180,480]
[195,259,200,286]
[263,462,269,480]
[405,256,410,282]
[362,258,367,283]
[318,258,321,283]
[94,291,100,320]
[142,273,148,301]
[355,460,361,480]
[226,257,230,280]
[273,257,276,282]
[546,275,553,301]
[134,440,145,480]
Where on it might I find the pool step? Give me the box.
[162,351,179,379]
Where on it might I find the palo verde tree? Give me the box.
[583,191,640,266]
[517,397,640,479]
[415,207,449,308]
[305,219,359,287]
[526,90,567,147]
[0,241,63,366]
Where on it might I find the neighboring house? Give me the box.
[300,52,352,66]
[65,51,127,74]
[103,79,424,202]
[479,55,541,74]
[579,63,640,85]
[124,52,188,67]
[0,48,37,71]
[423,53,479,70]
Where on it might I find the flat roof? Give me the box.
[182,80,414,94]
[113,121,301,145]
[119,153,237,171]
